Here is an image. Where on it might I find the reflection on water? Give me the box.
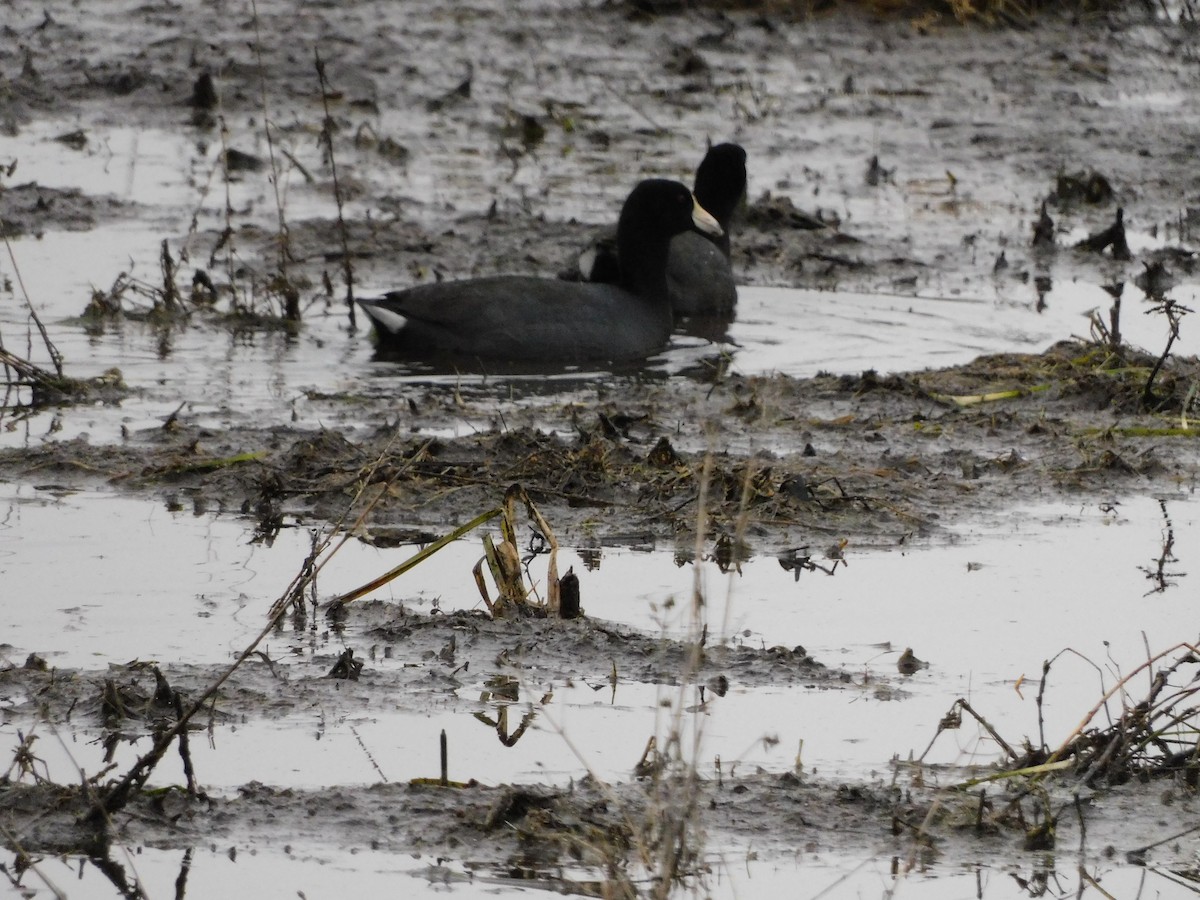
[5,211,1199,451]
[1140,497,1184,594]
[6,846,477,900]
[2,485,1194,794]
[12,836,1200,900]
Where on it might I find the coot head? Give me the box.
[693,142,748,239]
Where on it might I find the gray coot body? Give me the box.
[578,143,747,317]
[359,179,721,363]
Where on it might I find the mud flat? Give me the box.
[2,1,1200,897]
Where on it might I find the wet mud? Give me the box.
[1,339,1194,555]
[3,0,1200,894]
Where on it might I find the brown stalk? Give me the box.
[93,429,412,822]
[314,48,357,329]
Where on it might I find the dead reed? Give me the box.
[908,640,1200,855]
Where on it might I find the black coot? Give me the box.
[359,179,721,362]
[576,143,747,317]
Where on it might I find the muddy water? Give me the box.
[6,222,1198,452]
[14,843,1197,900]
[5,1,1200,896]
[14,847,476,900]
[4,485,1196,897]
[5,486,1194,785]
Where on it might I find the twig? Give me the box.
[90,428,414,822]
[314,48,357,329]
[1,226,64,377]
[325,504,503,609]
[248,0,298,320]
[1046,641,1198,766]
[1141,299,1189,410]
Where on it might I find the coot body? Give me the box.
[359,179,721,362]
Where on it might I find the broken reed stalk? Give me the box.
[214,116,243,313]
[248,0,298,321]
[930,384,1050,407]
[144,450,269,477]
[1141,299,1186,410]
[1035,658,1051,754]
[477,533,518,615]
[644,450,718,899]
[1045,640,1198,768]
[325,504,503,610]
[158,238,179,311]
[1034,647,1113,753]
[953,759,1075,790]
[1107,286,1123,352]
[1,227,64,378]
[475,486,527,615]
[0,348,79,400]
[95,430,414,821]
[964,699,1018,762]
[313,48,357,329]
[439,484,561,618]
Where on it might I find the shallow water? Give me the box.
[5,209,1199,893]
[4,485,1194,792]
[5,114,1199,452]
[6,231,1197,453]
[14,847,479,900]
[5,13,1200,892]
[14,842,1197,900]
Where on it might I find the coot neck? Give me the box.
[695,185,739,233]
[616,225,674,309]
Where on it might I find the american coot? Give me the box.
[359,179,721,363]
[577,143,747,317]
